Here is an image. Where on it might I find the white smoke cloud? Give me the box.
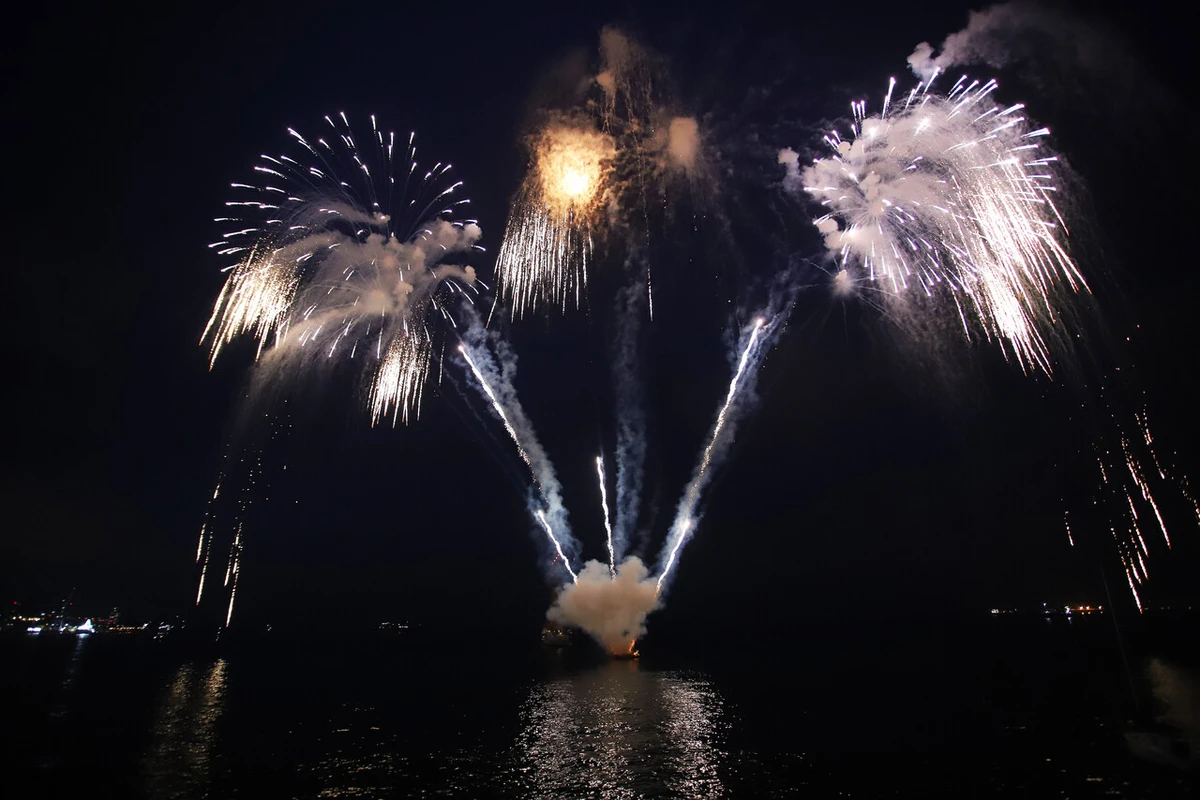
[666,117,700,172]
[906,1,1151,104]
[548,556,659,655]
[909,3,1067,79]
[777,147,801,192]
[596,25,654,120]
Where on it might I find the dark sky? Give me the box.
[4,0,1196,631]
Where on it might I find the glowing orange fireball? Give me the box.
[608,639,639,658]
[534,122,615,215]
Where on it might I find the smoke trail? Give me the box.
[611,279,647,561]
[548,556,659,655]
[458,317,577,580]
[656,311,786,594]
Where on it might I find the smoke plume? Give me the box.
[548,556,659,655]
[666,117,700,172]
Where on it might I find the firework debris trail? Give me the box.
[458,317,578,583]
[194,408,290,627]
[1085,386,1198,613]
[203,113,485,427]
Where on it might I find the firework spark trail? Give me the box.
[596,454,615,578]
[224,523,241,587]
[459,345,534,471]
[536,511,578,583]
[194,475,224,604]
[195,540,213,605]
[656,316,773,594]
[458,322,577,581]
[193,409,289,625]
[784,72,1087,376]
[203,114,482,425]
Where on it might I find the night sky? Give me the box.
[5,0,1196,633]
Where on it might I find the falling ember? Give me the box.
[223,525,242,587]
[494,120,616,317]
[1124,562,1144,614]
[370,333,432,426]
[1087,394,1193,607]
[195,548,210,605]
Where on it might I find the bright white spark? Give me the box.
[537,510,578,583]
[597,454,615,578]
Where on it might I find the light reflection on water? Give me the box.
[142,659,228,799]
[123,646,1200,798]
[302,660,730,798]
[517,660,728,798]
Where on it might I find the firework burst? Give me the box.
[786,73,1089,375]
[493,119,616,317]
[493,28,705,320]
[203,113,484,425]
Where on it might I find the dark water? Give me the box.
[3,617,1197,798]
